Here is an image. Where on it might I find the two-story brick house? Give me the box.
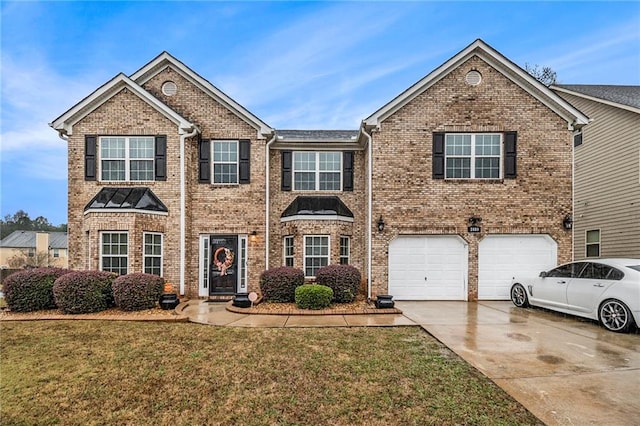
[51,39,588,301]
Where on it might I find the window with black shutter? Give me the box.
[281,151,292,191]
[154,135,167,181]
[239,139,250,184]
[432,133,445,179]
[85,135,97,181]
[343,151,354,191]
[198,138,210,183]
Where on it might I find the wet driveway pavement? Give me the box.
[396,301,640,426]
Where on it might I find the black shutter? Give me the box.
[239,139,250,184]
[281,151,292,191]
[573,132,583,147]
[198,138,210,183]
[432,133,445,179]
[504,131,517,179]
[85,135,97,181]
[154,135,167,181]
[343,151,354,191]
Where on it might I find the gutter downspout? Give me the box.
[180,125,199,296]
[362,124,374,301]
[264,132,278,269]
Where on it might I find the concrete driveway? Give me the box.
[396,301,640,426]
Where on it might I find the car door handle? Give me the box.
[557,281,567,284]
[593,283,605,288]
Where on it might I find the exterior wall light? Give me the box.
[562,214,573,230]
[250,230,258,242]
[377,216,385,232]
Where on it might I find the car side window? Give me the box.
[607,268,624,281]
[579,263,612,279]
[547,263,587,278]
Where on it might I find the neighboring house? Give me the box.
[551,84,640,260]
[0,231,69,268]
[50,39,588,301]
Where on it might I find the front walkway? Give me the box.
[179,299,415,327]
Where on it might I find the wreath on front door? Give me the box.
[214,247,235,276]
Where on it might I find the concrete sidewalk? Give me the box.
[397,301,640,426]
[180,299,416,327]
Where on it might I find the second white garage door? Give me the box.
[478,234,557,300]
[388,235,468,300]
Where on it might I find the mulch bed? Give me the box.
[226,295,402,315]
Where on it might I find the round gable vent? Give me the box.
[465,70,482,86]
[162,81,178,96]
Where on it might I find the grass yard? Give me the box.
[0,321,541,425]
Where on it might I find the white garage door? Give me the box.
[389,235,468,300]
[478,234,557,300]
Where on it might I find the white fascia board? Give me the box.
[364,39,589,129]
[280,215,354,223]
[551,85,640,115]
[49,73,195,136]
[130,52,273,139]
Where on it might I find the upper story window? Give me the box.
[586,229,600,257]
[198,139,250,185]
[293,152,341,191]
[212,141,238,184]
[100,136,155,181]
[445,134,501,179]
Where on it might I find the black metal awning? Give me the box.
[281,196,353,219]
[84,187,168,213]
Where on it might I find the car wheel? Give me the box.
[510,283,529,308]
[599,299,634,333]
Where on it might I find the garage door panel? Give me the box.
[478,235,557,300]
[389,235,467,300]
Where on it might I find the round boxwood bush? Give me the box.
[259,266,304,302]
[2,267,72,312]
[315,264,362,303]
[112,273,164,311]
[295,284,333,310]
[53,271,117,314]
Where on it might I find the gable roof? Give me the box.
[84,187,168,214]
[130,51,273,138]
[0,231,68,249]
[363,39,590,130]
[551,84,640,114]
[50,73,196,137]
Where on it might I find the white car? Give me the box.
[510,258,640,333]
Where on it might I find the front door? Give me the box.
[209,235,238,295]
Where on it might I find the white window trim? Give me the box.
[98,136,155,182]
[283,236,294,267]
[212,140,239,185]
[100,231,129,275]
[444,133,503,180]
[586,229,601,258]
[339,236,350,265]
[293,151,342,191]
[143,232,163,276]
[198,235,210,297]
[239,235,248,292]
[303,235,330,278]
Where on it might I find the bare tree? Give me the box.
[525,63,558,86]
[7,250,55,269]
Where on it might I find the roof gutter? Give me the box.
[180,125,200,296]
[264,132,278,269]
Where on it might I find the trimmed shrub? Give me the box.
[2,267,72,312]
[259,267,304,303]
[112,273,164,311]
[53,271,117,314]
[315,264,362,303]
[295,284,333,310]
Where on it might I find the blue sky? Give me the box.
[1,1,638,226]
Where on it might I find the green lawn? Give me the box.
[0,321,541,425]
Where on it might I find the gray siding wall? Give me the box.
[561,93,640,259]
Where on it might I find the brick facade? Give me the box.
[369,56,573,299]
[55,41,584,301]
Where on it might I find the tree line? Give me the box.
[1,210,67,240]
